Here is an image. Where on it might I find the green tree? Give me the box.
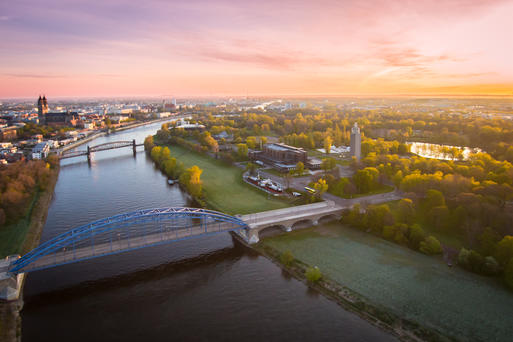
[246,136,257,149]
[366,204,394,233]
[313,178,328,198]
[397,198,415,224]
[419,236,442,255]
[295,161,305,176]
[237,143,248,159]
[280,250,294,266]
[425,189,445,210]
[305,266,322,283]
[321,158,336,174]
[495,236,513,266]
[408,224,426,250]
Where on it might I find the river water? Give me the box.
[21,122,395,341]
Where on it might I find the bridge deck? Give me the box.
[240,201,342,229]
[22,221,240,272]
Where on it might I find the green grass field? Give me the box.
[262,223,513,342]
[167,145,291,214]
[0,195,38,257]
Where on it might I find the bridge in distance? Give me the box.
[59,139,143,161]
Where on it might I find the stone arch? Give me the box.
[258,225,287,239]
[317,214,340,225]
[291,219,315,230]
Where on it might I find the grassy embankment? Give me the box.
[167,144,292,215]
[261,223,513,342]
[0,163,59,342]
[0,166,60,258]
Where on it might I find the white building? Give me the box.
[32,142,50,160]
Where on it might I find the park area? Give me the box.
[167,145,291,215]
[262,223,513,342]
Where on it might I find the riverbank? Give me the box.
[259,223,513,342]
[252,241,445,342]
[0,163,59,341]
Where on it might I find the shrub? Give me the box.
[419,236,442,255]
[280,250,294,267]
[305,266,322,283]
[408,224,426,250]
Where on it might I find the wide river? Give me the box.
[21,122,396,341]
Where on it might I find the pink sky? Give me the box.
[0,0,512,98]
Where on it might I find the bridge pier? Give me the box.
[0,256,24,301]
[132,139,137,157]
[247,229,260,244]
[86,145,91,163]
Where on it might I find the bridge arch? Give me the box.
[8,207,247,274]
[290,219,315,230]
[316,214,340,224]
[258,225,287,238]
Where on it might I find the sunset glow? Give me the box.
[1,0,512,98]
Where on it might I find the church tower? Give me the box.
[37,95,48,125]
[350,122,361,161]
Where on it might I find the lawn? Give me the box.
[262,223,513,342]
[0,195,38,257]
[167,144,292,215]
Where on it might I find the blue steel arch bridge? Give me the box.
[8,207,248,274]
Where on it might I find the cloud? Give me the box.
[3,73,67,79]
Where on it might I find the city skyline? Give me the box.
[1,0,512,98]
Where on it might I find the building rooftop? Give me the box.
[265,143,305,152]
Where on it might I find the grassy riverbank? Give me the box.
[0,163,59,342]
[0,165,59,258]
[167,144,291,214]
[261,223,513,342]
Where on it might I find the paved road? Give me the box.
[322,190,403,208]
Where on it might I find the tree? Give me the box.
[245,162,257,176]
[495,236,513,266]
[313,178,328,198]
[478,227,500,256]
[429,205,449,230]
[237,143,248,159]
[397,198,415,224]
[324,136,333,154]
[280,250,294,266]
[321,158,336,174]
[179,165,203,198]
[425,189,445,210]
[408,224,426,250]
[201,131,218,152]
[420,236,442,255]
[505,259,513,290]
[150,146,162,162]
[305,266,322,283]
[295,161,305,176]
[353,169,373,193]
[246,136,257,149]
[366,204,394,233]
